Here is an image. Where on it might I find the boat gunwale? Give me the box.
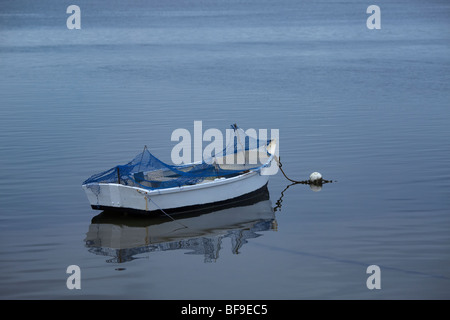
[83,167,264,196]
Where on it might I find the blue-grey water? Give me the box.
[1,0,449,299]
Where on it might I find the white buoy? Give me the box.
[309,172,322,184]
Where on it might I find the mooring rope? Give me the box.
[148,197,189,229]
[274,156,333,184]
[136,189,188,229]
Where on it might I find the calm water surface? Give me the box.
[1,0,449,299]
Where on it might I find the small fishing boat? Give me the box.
[82,125,277,215]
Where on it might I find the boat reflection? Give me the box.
[85,186,277,263]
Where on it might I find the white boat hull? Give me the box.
[82,168,270,215]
